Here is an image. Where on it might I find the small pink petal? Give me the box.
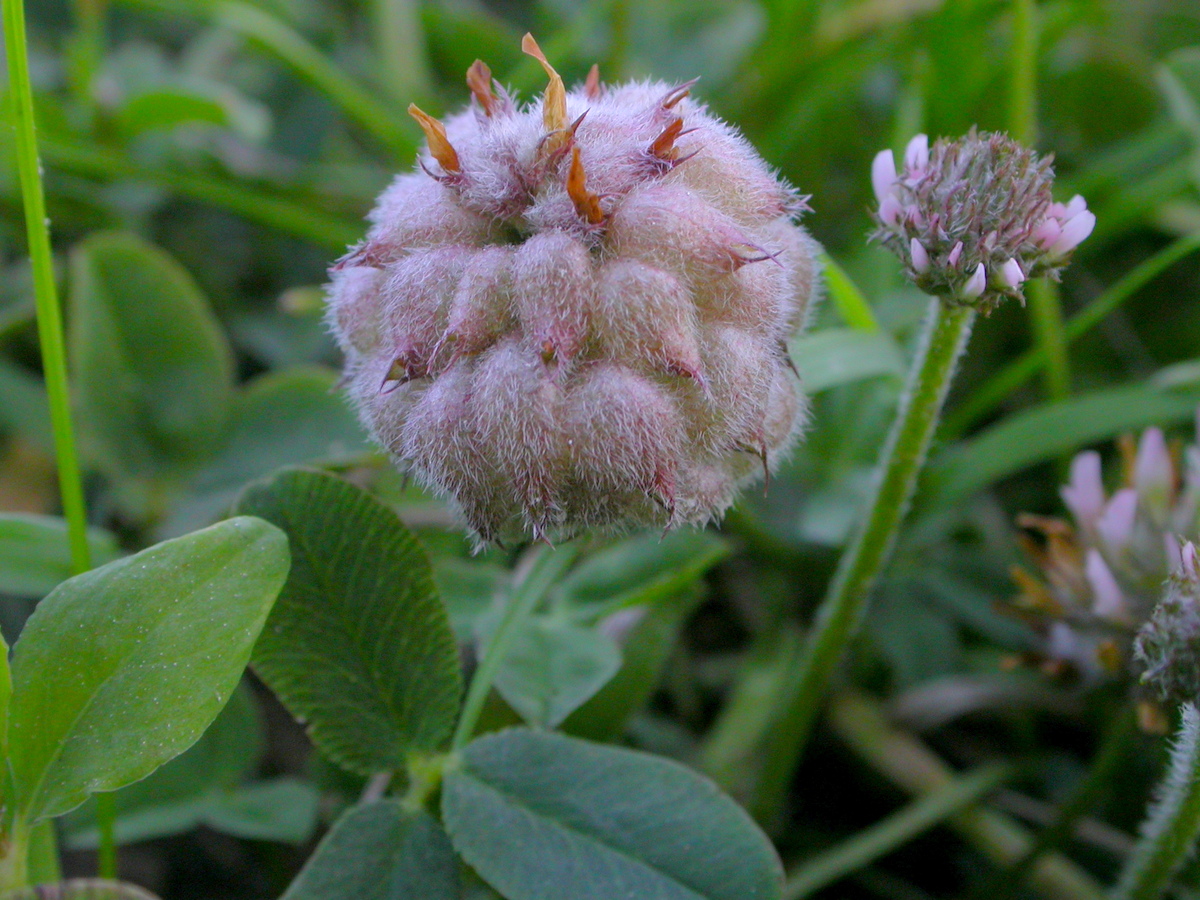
[1048,202,1068,219]
[910,238,929,273]
[946,241,963,267]
[1033,217,1062,250]
[903,205,926,228]
[871,149,898,203]
[1060,450,1105,526]
[904,134,929,174]
[1047,622,1083,665]
[1135,427,1172,517]
[962,263,986,299]
[1085,549,1127,621]
[878,192,902,226]
[1184,541,1200,581]
[1096,488,1138,555]
[999,258,1024,288]
[1065,195,1088,218]
[1165,533,1183,574]
[1049,210,1096,256]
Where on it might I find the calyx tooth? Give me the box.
[650,117,685,159]
[521,34,568,135]
[585,63,602,99]
[408,104,460,173]
[466,60,496,117]
[660,78,698,110]
[567,146,605,225]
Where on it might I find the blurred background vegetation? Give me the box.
[4,0,1200,896]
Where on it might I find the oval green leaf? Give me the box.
[8,517,289,823]
[281,801,458,900]
[162,367,369,538]
[0,514,122,597]
[492,618,621,729]
[556,530,729,614]
[235,468,461,774]
[61,685,264,848]
[69,232,235,493]
[564,585,706,742]
[443,728,783,900]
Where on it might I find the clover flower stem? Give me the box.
[750,297,975,824]
[1028,277,1072,406]
[1113,703,1200,900]
[451,544,580,750]
[4,0,107,877]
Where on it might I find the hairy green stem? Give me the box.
[95,793,117,877]
[1008,0,1037,147]
[750,298,975,823]
[1112,703,1200,900]
[371,0,433,104]
[451,545,579,750]
[66,0,105,112]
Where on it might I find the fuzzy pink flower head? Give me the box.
[327,37,820,544]
[872,129,1092,312]
[1015,412,1200,695]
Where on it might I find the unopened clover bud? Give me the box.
[963,263,986,300]
[909,238,929,273]
[1097,489,1138,557]
[871,129,1093,312]
[999,259,1025,289]
[1135,543,1200,704]
[1035,195,1096,260]
[327,35,820,545]
[1060,450,1105,526]
[1135,427,1174,525]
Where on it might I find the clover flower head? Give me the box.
[1013,412,1200,714]
[326,36,820,545]
[872,130,1095,312]
[1135,542,1200,705]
